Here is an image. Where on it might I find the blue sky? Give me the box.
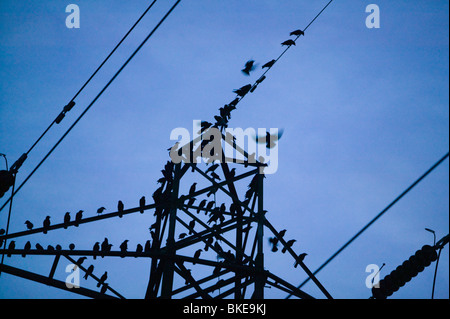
[0,0,448,299]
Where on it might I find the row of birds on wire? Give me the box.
[198,29,305,146]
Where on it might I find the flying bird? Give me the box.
[24,220,33,230]
[241,60,257,76]
[290,29,305,36]
[139,196,146,214]
[43,216,51,234]
[282,239,296,253]
[97,271,108,287]
[262,59,276,69]
[97,207,106,215]
[294,253,307,268]
[281,39,296,46]
[233,84,252,97]
[117,200,124,218]
[253,129,284,149]
[63,212,71,229]
[84,265,94,280]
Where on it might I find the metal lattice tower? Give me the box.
[0,128,332,299]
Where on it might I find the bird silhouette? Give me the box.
[204,237,213,251]
[84,265,94,280]
[117,200,124,218]
[205,164,219,175]
[281,39,296,46]
[100,283,108,294]
[75,210,83,227]
[290,29,305,36]
[193,249,202,264]
[278,229,287,238]
[74,257,87,270]
[144,240,151,252]
[188,220,195,235]
[43,216,51,234]
[7,241,15,257]
[253,129,284,149]
[134,244,143,257]
[282,239,296,253]
[139,196,146,214]
[56,244,62,251]
[93,242,100,259]
[233,84,252,97]
[97,207,106,215]
[63,212,71,229]
[188,183,197,197]
[119,240,129,257]
[197,121,213,134]
[197,199,207,214]
[268,237,279,252]
[22,241,31,258]
[24,220,33,230]
[205,201,215,215]
[97,271,108,287]
[101,238,111,257]
[241,60,257,76]
[262,59,276,69]
[35,243,44,250]
[69,243,75,250]
[210,172,221,181]
[47,245,55,251]
[294,253,307,268]
[178,232,188,239]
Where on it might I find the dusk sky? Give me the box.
[0,0,448,299]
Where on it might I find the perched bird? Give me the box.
[97,272,108,287]
[193,249,202,265]
[233,84,252,97]
[241,60,257,76]
[84,265,94,280]
[197,199,207,214]
[268,237,279,252]
[119,240,129,256]
[101,238,112,257]
[139,196,146,214]
[75,210,83,227]
[100,283,109,294]
[7,241,15,257]
[294,253,307,268]
[178,232,188,239]
[282,239,296,253]
[135,244,143,255]
[97,207,106,215]
[63,212,71,229]
[69,243,75,250]
[47,245,55,251]
[278,229,287,239]
[188,220,195,235]
[290,29,305,36]
[43,216,51,234]
[24,220,33,230]
[281,39,296,46]
[93,242,100,259]
[205,201,215,215]
[74,257,87,270]
[188,183,197,197]
[197,121,213,134]
[118,200,124,218]
[229,168,236,179]
[55,244,62,251]
[262,59,276,69]
[253,129,284,149]
[22,241,31,258]
[205,164,219,175]
[204,237,213,251]
[35,243,44,250]
[144,240,151,252]
[210,172,221,181]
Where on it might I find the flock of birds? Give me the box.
[0,28,309,294]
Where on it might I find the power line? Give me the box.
[287,151,449,298]
[23,1,158,158]
[0,0,182,214]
